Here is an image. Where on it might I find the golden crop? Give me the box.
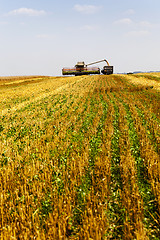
[0,74,159,239]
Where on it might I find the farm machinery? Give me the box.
[62,59,113,76]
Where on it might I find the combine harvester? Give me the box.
[62,59,113,76]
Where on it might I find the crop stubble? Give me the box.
[0,74,159,239]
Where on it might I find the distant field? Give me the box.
[0,74,159,239]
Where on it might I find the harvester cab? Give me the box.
[75,62,85,69]
[75,62,86,72]
[62,59,113,76]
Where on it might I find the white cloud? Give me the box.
[36,34,55,39]
[114,18,133,25]
[7,8,46,16]
[80,25,97,31]
[124,9,135,15]
[126,30,150,37]
[139,21,153,28]
[0,21,8,25]
[74,4,101,14]
[114,18,153,29]
[36,34,50,39]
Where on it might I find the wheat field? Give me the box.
[0,74,159,239]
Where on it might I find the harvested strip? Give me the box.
[113,97,146,238]
[105,95,125,239]
[121,74,160,91]
[122,101,160,239]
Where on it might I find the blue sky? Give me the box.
[0,0,160,76]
